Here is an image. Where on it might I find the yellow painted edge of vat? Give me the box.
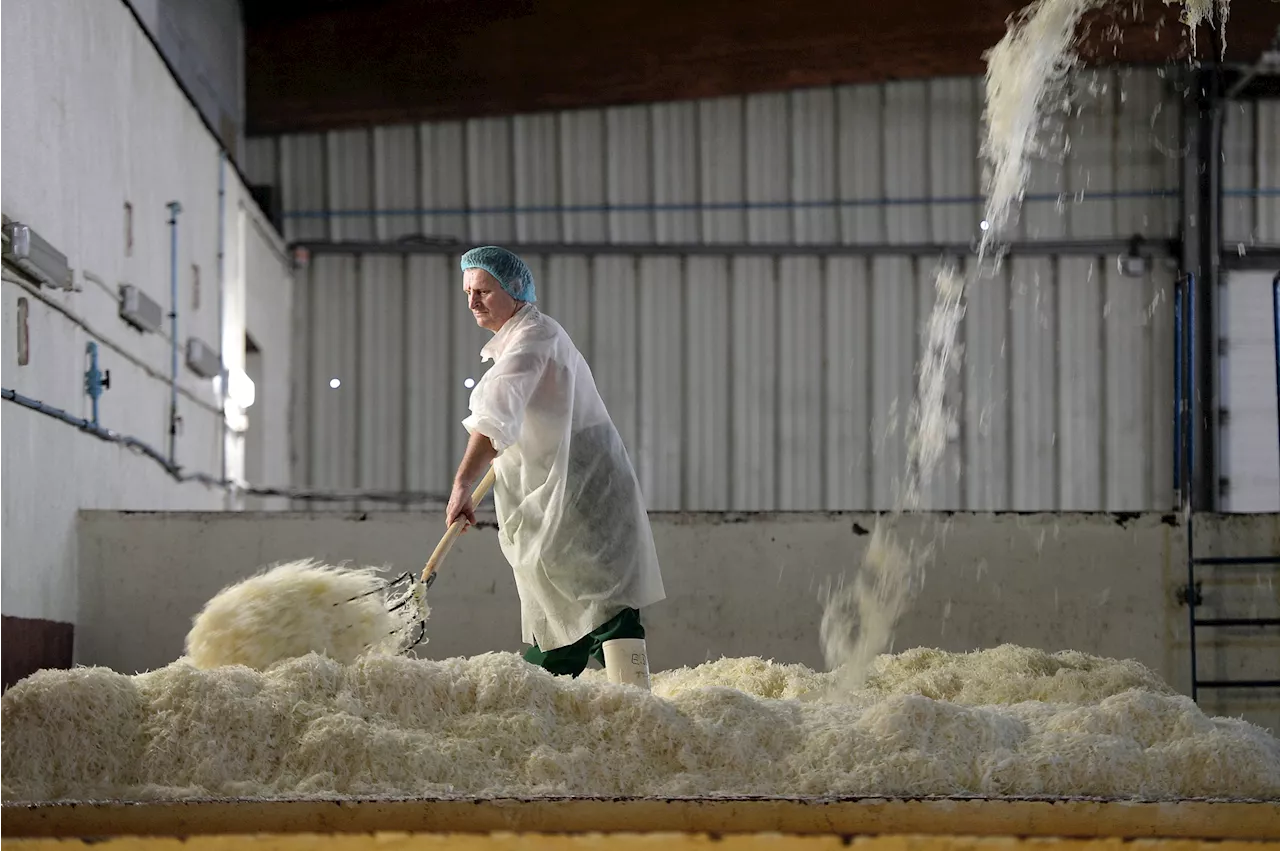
[3,798,1278,841]
[2,831,1280,851]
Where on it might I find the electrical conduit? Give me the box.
[217,151,228,491]
[166,200,182,467]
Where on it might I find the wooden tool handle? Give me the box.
[421,466,496,583]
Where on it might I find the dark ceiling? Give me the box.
[241,0,1280,136]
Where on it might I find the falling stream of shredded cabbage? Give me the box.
[818,0,1232,690]
[3,645,1278,803]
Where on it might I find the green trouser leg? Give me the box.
[523,607,646,678]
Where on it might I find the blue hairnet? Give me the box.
[460,245,536,303]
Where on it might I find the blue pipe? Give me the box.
[3,387,177,475]
[166,200,182,466]
[279,188,1192,221]
[83,341,109,426]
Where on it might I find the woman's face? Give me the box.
[463,268,519,332]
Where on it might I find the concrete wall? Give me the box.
[76,510,1280,733]
[124,0,246,161]
[0,0,292,681]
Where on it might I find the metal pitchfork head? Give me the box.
[343,466,496,656]
[337,570,431,654]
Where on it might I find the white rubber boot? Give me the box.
[602,638,651,691]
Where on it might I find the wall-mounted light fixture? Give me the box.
[185,337,223,379]
[2,220,73,290]
[1117,235,1148,278]
[119,284,165,333]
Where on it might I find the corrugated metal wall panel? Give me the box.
[1257,100,1279,244]
[964,263,1011,511]
[685,257,732,509]
[403,255,456,500]
[637,256,685,510]
[1102,263,1150,510]
[357,255,406,506]
[746,94,791,244]
[250,70,1239,250]
[699,98,746,244]
[884,83,929,244]
[838,86,885,243]
[513,114,560,243]
[1222,101,1254,246]
[327,130,373,242]
[560,111,608,242]
[930,79,981,243]
[466,117,514,243]
[1008,257,1059,509]
[1066,75,1116,239]
[1114,69,1179,238]
[278,133,327,242]
[591,256,640,453]
[307,255,359,497]
[419,122,468,241]
[1057,256,1104,509]
[606,106,654,244]
[870,257,916,502]
[1223,99,1280,247]
[293,250,1178,513]
[791,90,838,245]
[372,126,420,241]
[778,256,825,509]
[824,257,872,510]
[731,257,779,509]
[652,102,699,244]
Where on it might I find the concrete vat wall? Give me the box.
[76,510,1280,733]
[0,0,293,685]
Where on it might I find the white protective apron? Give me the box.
[463,304,666,651]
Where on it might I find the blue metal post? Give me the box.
[1174,283,1183,507]
[166,201,182,468]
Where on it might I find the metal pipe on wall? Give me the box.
[166,200,182,468]
[1180,65,1223,512]
[288,237,1182,260]
[1274,272,1280,501]
[1,387,450,506]
[216,152,228,493]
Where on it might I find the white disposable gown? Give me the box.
[462,303,666,651]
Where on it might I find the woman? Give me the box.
[444,245,666,686]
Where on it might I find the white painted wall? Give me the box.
[76,510,1280,734]
[241,209,295,510]
[0,0,292,625]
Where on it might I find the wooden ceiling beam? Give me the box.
[244,0,1279,135]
